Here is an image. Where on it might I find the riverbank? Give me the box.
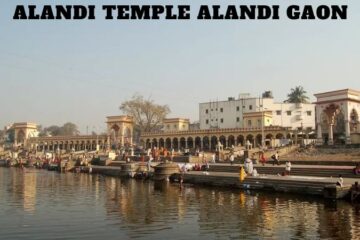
[83,162,355,200]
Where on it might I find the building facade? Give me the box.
[199,94,315,131]
[314,89,360,145]
[140,126,291,151]
[23,115,134,152]
[163,118,189,132]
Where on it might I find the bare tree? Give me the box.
[120,94,170,133]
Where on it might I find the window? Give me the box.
[216,108,218,111]
[220,118,223,123]
[216,119,218,121]
[174,124,177,128]
[236,106,240,111]
[206,109,208,114]
[220,108,223,113]
[206,119,209,124]
[243,105,246,108]
[257,119,261,127]
[307,111,312,116]
[248,120,252,127]
[249,105,253,110]
[276,110,281,115]
[167,125,170,129]
[211,109,213,111]
[287,111,291,116]
[236,117,240,122]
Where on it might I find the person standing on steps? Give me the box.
[272,151,280,165]
[230,154,234,165]
[285,161,291,176]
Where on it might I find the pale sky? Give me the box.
[1,1,359,133]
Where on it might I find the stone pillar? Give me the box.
[345,120,351,144]
[185,140,188,149]
[107,135,110,151]
[316,123,323,145]
[120,123,125,147]
[328,124,334,145]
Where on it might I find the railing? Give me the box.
[28,134,108,142]
[141,126,291,136]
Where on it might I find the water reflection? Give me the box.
[1,167,360,240]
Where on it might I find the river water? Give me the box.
[1,167,360,240]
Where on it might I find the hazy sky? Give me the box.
[1,1,359,133]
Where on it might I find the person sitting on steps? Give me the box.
[271,151,280,165]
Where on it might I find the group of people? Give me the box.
[256,151,281,166]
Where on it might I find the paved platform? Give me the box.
[174,171,351,199]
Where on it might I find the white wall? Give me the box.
[199,97,315,130]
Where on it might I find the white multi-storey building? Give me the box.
[199,93,315,131]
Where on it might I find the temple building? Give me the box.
[25,115,134,152]
[314,89,360,145]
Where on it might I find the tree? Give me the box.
[44,125,61,136]
[6,128,15,143]
[286,86,310,103]
[40,122,79,136]
[60,122,79,136]
[120,94,171,133]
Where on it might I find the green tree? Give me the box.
[60,122,79,136]
[41,122,79,136]
[286,86,310,103]
[120,94,170,133]
[44,125,61,136]
[6,128,15,143]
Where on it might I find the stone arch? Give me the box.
[276,133,284,139]
[140,139,145,148]
[152,138,158,148]
[203,136,209,150]
[350,108,359,133]
[228,135,235,148]
[180,137,186,149]
[246,134,254,146]
[159,138,165,148]
[210,136,218,150]
[124,127,132,146]
[172,138,179,150]
[320,112,329,134]
[109,124,120,146]
[195,137,201,149]
[219,135,226,148]
[146,139,151,148]
[237,135,244,146]
[255,134,262,147]
[106,115,134,149]
[17,130,26,145]
[165,138,171,149]
[334,110,345,135]
[187,137,194,149]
